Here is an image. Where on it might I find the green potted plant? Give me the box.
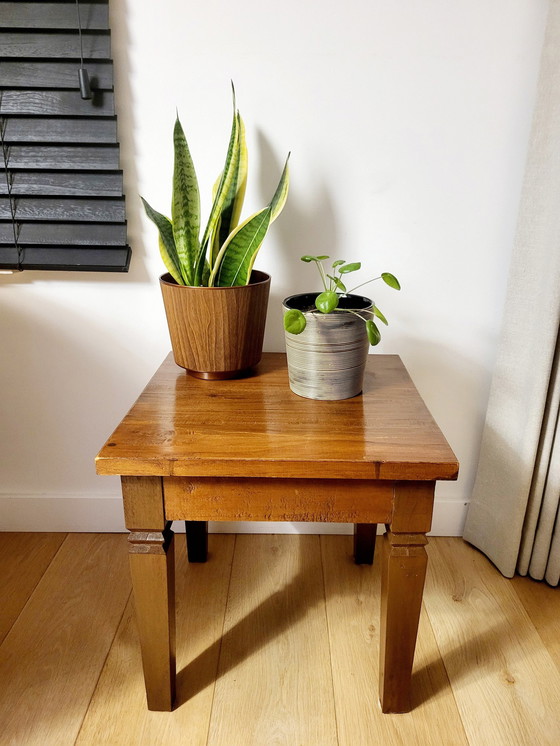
[282,255,400,399]
[142,86,290,379]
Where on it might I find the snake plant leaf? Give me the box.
[327,274,347,293]
[243,155,290,280]
[269,154,290,223]
[158,236,183,285]
[315,290,339,313]
[283,309,307,334]
[172,116,200,285]
[373,305,389,325]
[197,96,241,279]
[366,319,381,346]
[339,262,361,274]
[212,206,272,287]
[141,197,185,284]
[211,113,248,264]
[381,272,401,290]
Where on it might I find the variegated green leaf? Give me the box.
[196,96,241,279]
[269,153,290,223]
[172,117,200,285]
[211,113,249,264]
[244,154,290,278]
[141,197,185,284]
[158,236,184,285]
[211,207,271,287]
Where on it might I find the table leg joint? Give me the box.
[128,522,174,554]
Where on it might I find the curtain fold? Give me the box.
[463,0,560,585]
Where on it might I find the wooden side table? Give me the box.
[96,353,458,713]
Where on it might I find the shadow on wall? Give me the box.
[256,130,342,349]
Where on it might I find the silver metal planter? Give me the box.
[283,293,372,400]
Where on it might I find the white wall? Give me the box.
[0,0,549,534]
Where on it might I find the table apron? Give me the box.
[163,476,394,523]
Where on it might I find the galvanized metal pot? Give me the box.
[283,293,372,400]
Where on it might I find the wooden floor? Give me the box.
[0,534,559,745]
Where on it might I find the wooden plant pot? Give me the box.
[283,292,372,400]
[160,270,270,379]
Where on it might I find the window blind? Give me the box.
[0,0,130,272]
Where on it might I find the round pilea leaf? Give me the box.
[339,262,361,274]
[381,272,401,290]
[283,309,307,334]
[366,319,381,346]
[373,306,388,325]
[315,291,339,314]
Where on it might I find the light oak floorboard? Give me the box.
[321,535,468,746]
[3,534,560,746]
[0,532,66,644]
[76,534,235,746]
[207,534,338,746]
[511,573,560,673]
[0,533,130,746]
[424,538,560,746]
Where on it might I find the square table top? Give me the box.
[96,353,459,482]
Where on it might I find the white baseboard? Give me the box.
[0,495,469,536]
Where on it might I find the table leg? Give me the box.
[378,530,428,713]
[128,523,176,711]
[353,523,377,564]
[185,520,208,562]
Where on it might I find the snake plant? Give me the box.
[141,87,289,287]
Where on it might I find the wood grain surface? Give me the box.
[77,534,235,745]
[0,532,65,645]
[2,534,559,745]
[160,271,270,376]
[321,535,468,745]
[164,476,393,523]
[0,534,130,746]
[424,538,560,745]
[96,353,459,481]
[207,535,338,746]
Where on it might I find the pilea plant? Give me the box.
[283,255,401,345]
[141,86,290,287]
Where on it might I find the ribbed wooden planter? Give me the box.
[283,293,372,400]
[160,270,270,379]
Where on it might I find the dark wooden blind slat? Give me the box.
[0,31,111,59]
[0,90,115,116]
[3,61,113,90]
[0,0,129,272]
[0,222,127,245]
[0,171,122,196]
[5,145,120,169]
[0,197,125,222]
[0,246,131,272]
[0,3,109,30]
[1,117,118,143]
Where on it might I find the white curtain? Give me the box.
[463,0,560,585]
